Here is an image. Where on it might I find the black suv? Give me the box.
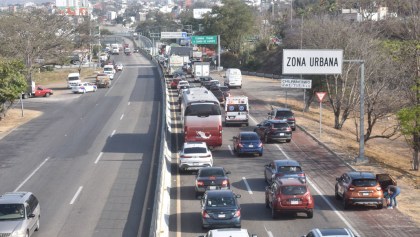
[268,108,296,131]
[254,120,292,143]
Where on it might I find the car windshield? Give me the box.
[68,76,79,81]
[0,204,25,221]
[277,166,302,173]
[275,111,293,118]
[184,147,207,154]
[281,186,307,195]
[240,133,259,140]
[272,123,289,129]
[185,104,221,116]
[352,179,377,187]
[206,197,235,207]
[200,169,225,177]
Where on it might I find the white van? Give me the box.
[224,68,242,88]
[67,72,81,88]
[103,65,116,79]
[225,96,249,126]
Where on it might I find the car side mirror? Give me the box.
[235,194,241,198]
[28,213,35,218]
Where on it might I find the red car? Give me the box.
[33,86,53,97]
[170,78,181,89]
[265,177,314,218]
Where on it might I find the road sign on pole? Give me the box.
[191,35,217,45]
[160,32,187,39]
[280,79,312,89]
[316,92,327,102]
[282,49,343,75]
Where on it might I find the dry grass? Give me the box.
[32,67,98,85]
[283,95,420,224]
[0,109,42,136]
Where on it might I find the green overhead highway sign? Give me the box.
[191,35,217,45]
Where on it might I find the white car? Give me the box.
[178,142,213,172]
[116,63,124,71]
[199,228,257,237]
[177,80,189,91]
[72,82,97,94]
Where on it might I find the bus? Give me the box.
[180,87,222,148]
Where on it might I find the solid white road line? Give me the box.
[264,225,274,237]
[274,144,360,236]
[120,114,124,120]
[228,145,234,156]
[248,114,258,125]
[70,186,83,205]
[14,157,49,192]
[128,102,131,106]
[110,130,116,137]
[241,177,253,194]
[94,152,103,164]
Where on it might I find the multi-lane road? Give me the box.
[167,75,420,237]
[0,50,162,237]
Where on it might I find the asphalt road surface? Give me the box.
[0,48,162,237]
[168,74,420,237]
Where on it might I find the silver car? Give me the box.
[0,192,41,237]
[302,228,357,237]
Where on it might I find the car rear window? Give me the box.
[200,169,225,177]
[281,185,307,195]
[352,179,377,187]
[207,197,235,207]
[277,166,302,172]
[272,123,289,129]
[240,133,259,140]
[184,147,207,154]
[275,111,293,118]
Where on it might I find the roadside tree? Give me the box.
[0,60,26,120]
[0,9,74,82]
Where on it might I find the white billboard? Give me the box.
[283,49,343,75]
[280,79,312,89]
[161,32,187,39]
[193,8,212,19]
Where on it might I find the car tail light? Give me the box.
[298,173,305,177]
[196,181,204,186]
[305,194,313,204]
[376,186,382,191]
[221,180,229,187]
[258,142,263,147]
[219,125,222,134]
[286,127,292,132]
[202,210,210,218]
[201,154,211,158]
[233,210,241,217]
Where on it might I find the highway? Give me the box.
[0,48,162,237]
[167,74,420,237]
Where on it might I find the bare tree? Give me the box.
[0,9,74,81]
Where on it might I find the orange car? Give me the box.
[265,177,314,219]
[335,172,396,209]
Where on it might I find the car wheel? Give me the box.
[343,195,350,210]
[307,210,314,218]
[35,217,40,231]
[264,135,269,144]
[286,139,291,143]
[377,203,384,209]
[22,94,28,99]
[334,185,341,200]
[271,206,277,219]
[292,127,296,131]
[44,93,50,97]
